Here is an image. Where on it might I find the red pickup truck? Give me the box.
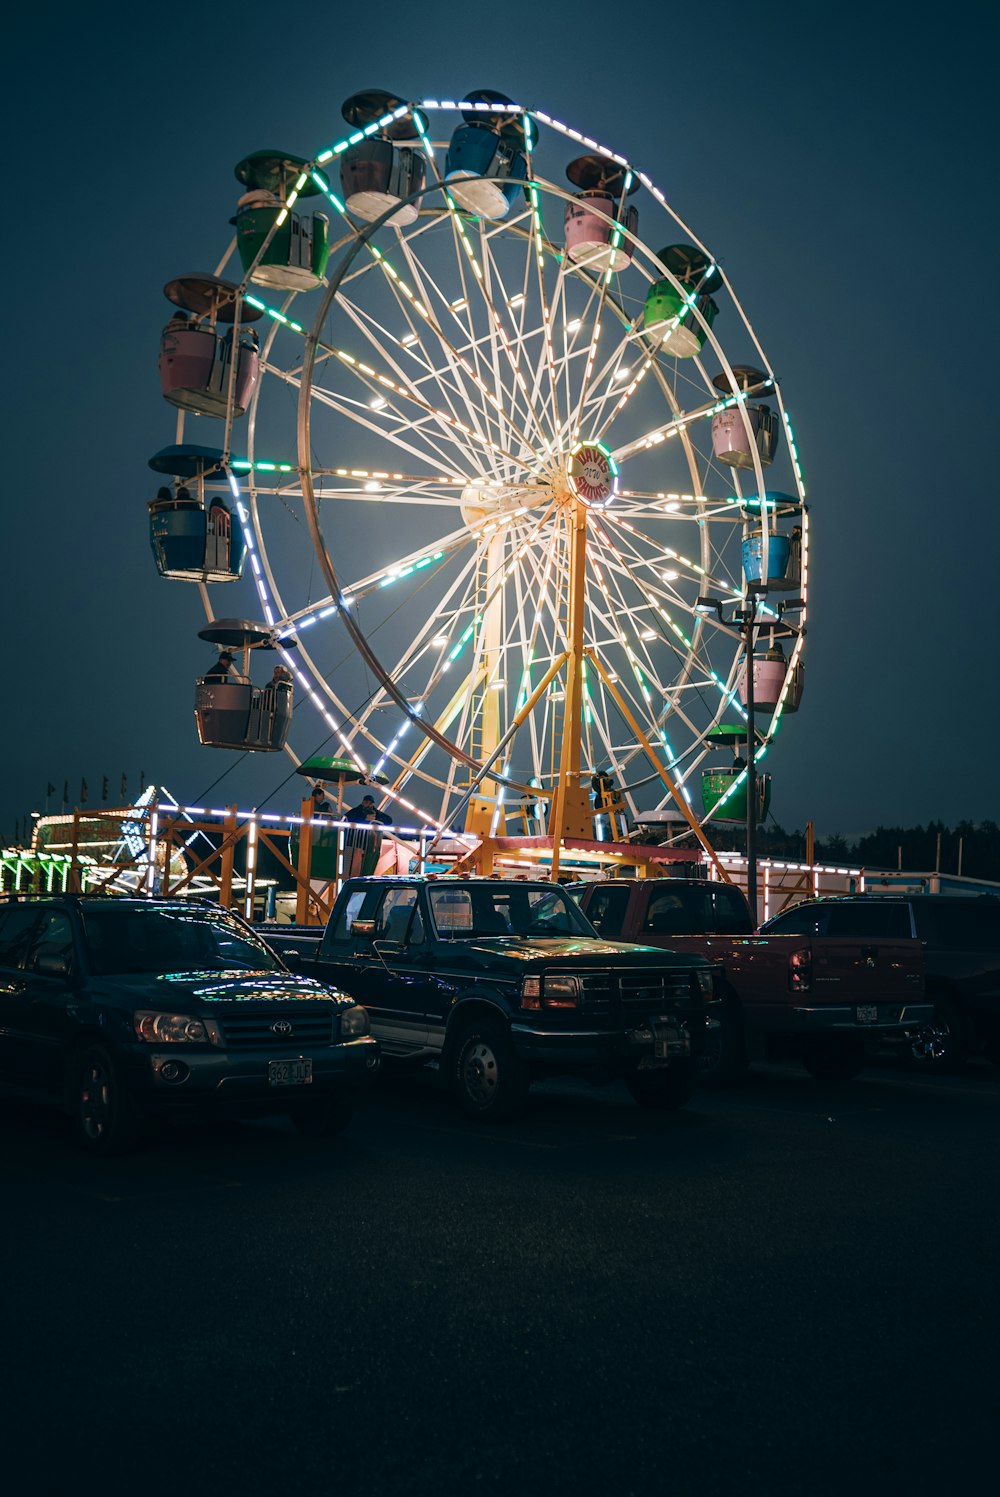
[577,879,933,1083]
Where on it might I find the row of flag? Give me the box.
[7,777,154,847]
[45,773,147,807]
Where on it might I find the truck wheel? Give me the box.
[801,1041,866,1082]
[625,1059,699,1110]
[72,1044,143,1156]
[698,996,749,1089]
[911,996,966,1072]
[452,1018,529,1122]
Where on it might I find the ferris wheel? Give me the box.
[151,89,809,852]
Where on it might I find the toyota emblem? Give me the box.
[271,1019,293,1036]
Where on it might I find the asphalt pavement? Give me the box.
[2,1058,997,1497]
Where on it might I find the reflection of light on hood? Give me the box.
[466,940,628,961]
[151,971,348,1004]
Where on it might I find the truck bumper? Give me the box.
[767,1002,935,1044]
[510,1017,701,1072]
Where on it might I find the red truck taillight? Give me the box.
[788,947,811,992]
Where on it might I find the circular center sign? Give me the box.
[568,442,618,506]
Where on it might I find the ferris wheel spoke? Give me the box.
[475,219,556,462]
[597,509,740,617]
[334,525,470,607]
[589,539,737,730]
[500,248,566,464]
[560,246,627,450]
[310,472,470,506]
[452,201,560,467]
[386,250,521,465]
[344,534,507,752]
[581,589,705,793]
[264,352,488,480]
[310,313,532,477]
[573,326,652,446]
[438,214,518,460]
[333,286,502,463]
[608,387,731,466]
[583,529,721,743]
[519,181,568,452]
[394,218,543,470]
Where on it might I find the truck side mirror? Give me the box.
[34,952,72,977]
[350,918,376,939]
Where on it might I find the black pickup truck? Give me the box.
[761,894,1000,1068]
[263,877,717,1121]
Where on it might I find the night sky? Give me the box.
[6,1,997,846]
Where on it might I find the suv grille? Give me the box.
[220,1011,334,1048]
[579,971,693,1016]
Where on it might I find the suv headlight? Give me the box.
[134,1012,221,1045]
[341,1005,371,1038]
[695,968,715,999]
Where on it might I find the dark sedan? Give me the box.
[0,897,379,1153]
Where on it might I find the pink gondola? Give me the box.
[711,367,780,470]
[564,156,638,274]
[158,274,261,419]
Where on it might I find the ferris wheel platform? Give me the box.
[447,833,703,880]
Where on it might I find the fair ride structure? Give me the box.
[150,88,809,882]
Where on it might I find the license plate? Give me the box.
[268,1059,313,1086]
[651,1019,687,1059]
[856,1005,879,1025]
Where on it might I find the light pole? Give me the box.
[742,589,761,922]
[696,584,768,922]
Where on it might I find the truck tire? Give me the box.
[698,995,750,1089]
[71,1043,143,1156]
[452,1017,529,1122]
[801,1040,866,1082]
[625,1058,699,1110]
[911,995,966,1072]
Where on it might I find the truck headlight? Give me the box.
[341,1005,371,1038]
[520,976,580,1010]
[695,968,714,999]
[134,1012,220,1045]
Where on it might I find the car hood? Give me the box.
[432,937,707,970]
[91,969,350,1009]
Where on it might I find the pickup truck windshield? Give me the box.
[81,907,283,976]
[428,885,595,940]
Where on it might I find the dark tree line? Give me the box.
[744,819,1000,882]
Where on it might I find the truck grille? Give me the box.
[219,1011,334,1048]
[578,971,693,1016]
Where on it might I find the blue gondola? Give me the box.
[147,447,247,583]
[445,90,529,219]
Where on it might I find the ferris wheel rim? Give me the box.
[178,98,809,831]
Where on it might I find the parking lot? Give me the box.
[3,1058,997,1496]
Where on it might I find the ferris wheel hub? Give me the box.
[567,440,619,508]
